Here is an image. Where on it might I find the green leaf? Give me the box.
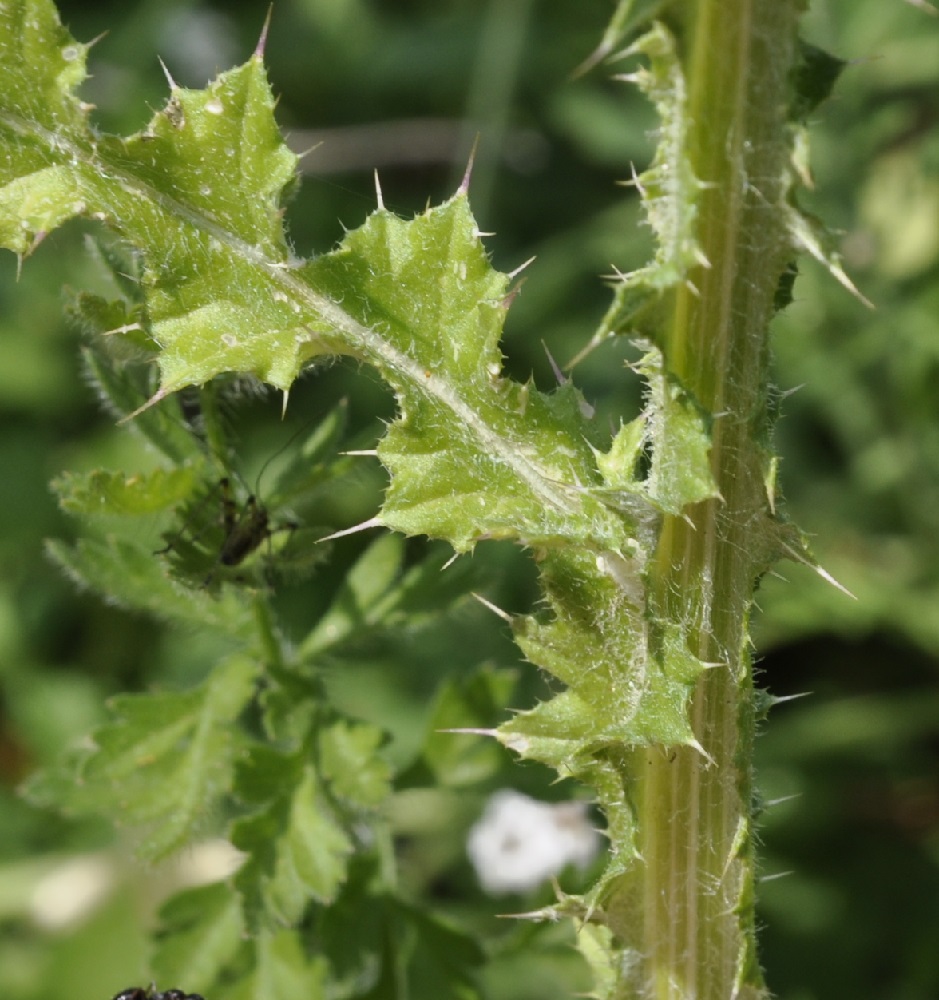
[52,465,201,517]
[298,534,477,660]
[788,39,846,121]
[152,883,244,992]
[497,551,708,771]
[154,889,330,1000]
[36,654,257,858]
[65,291,153,356]
[786,201,873,307]
[300,534,406,658]
[320,719,392,810]
[573,0,670,78]
[319,887,484,1000]
[641,349,719,513]
[594,416,645,490]
[575,923,624,1000]
[45,536,256,635]
[264,401,351,508]
[582,22,705,357]
[227,929,329,1000]
[0,0,94,249]
[414,667,517,787]
[1,0,319,394]
[259,666,323,747]
[3,4,634,567]
[80,344,198,461]
[591,347,719,519]
[232,744,353,926]
[303,197,632,554]
[395,898,484,1000]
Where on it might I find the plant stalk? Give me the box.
[636,2,799,997]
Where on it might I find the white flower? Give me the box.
[467,789,601,895]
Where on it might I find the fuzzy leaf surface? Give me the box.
[28,654,258,858]
[498,550,708,771]
[320,719,392,810]
[53,465,201,517]
[0,0,316,392]
[232,744,354,927]
[45,536,256,636]
[303,200,633,553]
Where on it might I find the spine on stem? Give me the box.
[543,3,822,997]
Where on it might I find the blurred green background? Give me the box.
[1,1,937,999]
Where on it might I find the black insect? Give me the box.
[155,473,295,586]
[112,988,205,1000]
[154,410,331,587]
[215,476,273,569]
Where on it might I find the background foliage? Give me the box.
[0,1,937,999]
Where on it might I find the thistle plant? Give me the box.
[0,0,858,997]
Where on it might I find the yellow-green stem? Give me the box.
[637,2,799,997]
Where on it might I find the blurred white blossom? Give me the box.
[27,839,243,929]
[467,789,601,895]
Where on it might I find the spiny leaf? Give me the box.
[641,348,719,513]
[788,39,846,121]
[0,0,94,247]
[576,922,632,1000]
[578,22,705,359]
[65,291,152,355]
[1,0,321,393]
[305,196,632,554]
[80,344,198,461]
[2,1,638,568]
[4,3,636,568]
[590,346,718,519]
[572,0,671,78]
[497,551,707,771]
[785,202,874,308]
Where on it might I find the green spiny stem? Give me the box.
[634,2,799,997]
